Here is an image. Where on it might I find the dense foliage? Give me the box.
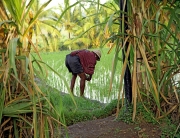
[0,0,179,137]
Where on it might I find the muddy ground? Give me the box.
[61,114,161,138]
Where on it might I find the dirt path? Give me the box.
[61,115,161,138]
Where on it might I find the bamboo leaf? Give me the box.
[3,97,46,115]
[3,103,32,115]
[107,13,115,32]
[21,0,35,25]
[11,74,30,94]
[13,119,19,138]
[11,0,22,24]
[3,0,16,21]
[16,56,29,74]
[0,88,5,124]
[9,38,18,77]
[34,60,77,108]
[138,42,160,108]
[33,97,37,138]
[24,0,52,36]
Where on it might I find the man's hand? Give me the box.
[85,74,91,81]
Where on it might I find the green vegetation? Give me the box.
[40,84,118,125]
[43,83,180,137]
[118,103,180,137]
[0,0,180,137]
[33,48,122,103]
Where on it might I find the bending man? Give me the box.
[65,49,101,97]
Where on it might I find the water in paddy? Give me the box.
[46,60,122,103]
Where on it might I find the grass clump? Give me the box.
[117,102,180,138]
[117,102,158,124]
[61,94,119,125]
[38,78,119,125]
[160,118,180,138]
[41,84,119,126]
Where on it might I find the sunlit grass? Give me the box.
[34,48,122,103]
[41,84,120,126]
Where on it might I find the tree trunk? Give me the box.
[119,0,132,105]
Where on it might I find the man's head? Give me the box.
[92,50,101,61]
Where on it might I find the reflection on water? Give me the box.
[46,60,123,103]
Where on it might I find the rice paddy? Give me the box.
[33,48,123,103]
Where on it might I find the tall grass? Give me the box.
[33,48,122,103]
[0,0,67,137]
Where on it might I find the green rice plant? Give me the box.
[34,48,122,103]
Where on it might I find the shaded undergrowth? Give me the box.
[41,85,179,138]
[61,93,179,137]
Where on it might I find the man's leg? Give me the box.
[78,72,86,96]
[70,74,77,95]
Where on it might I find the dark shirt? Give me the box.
[70,50,97,75]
